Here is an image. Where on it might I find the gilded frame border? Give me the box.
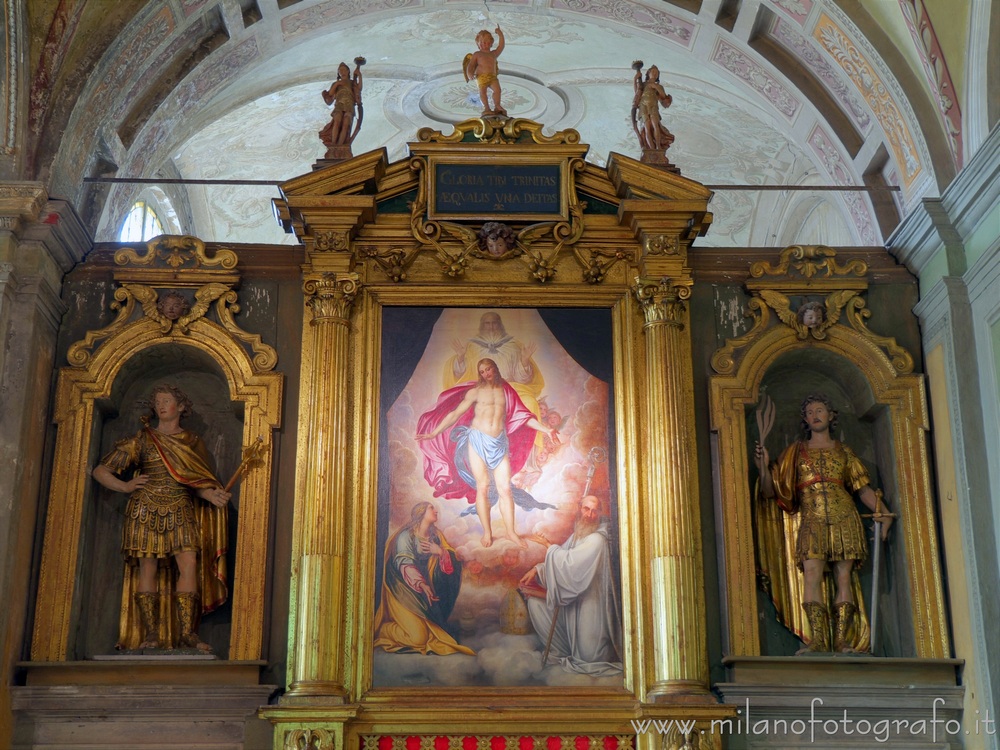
[31,312,283,661]
[709,323,949,658]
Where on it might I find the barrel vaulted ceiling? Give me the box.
[22,0,998,248]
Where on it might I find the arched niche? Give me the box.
[709,321,948,659]
[747,347,913,657]
[78,343,243,657]
[32,310,282,662]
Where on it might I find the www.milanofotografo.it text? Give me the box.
[631,699,996,743]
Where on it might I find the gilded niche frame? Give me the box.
[30,236,283,663]
[708,246,949,659]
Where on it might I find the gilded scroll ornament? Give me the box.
[304,272,359,324]
[633,275,691,328]
[66,281,278,371]
[284,728,335,750]
[749,244,867,279]
[315,230,350,253]
[114,234,238,270]
[713,247,913,375]
[416,118,581,146]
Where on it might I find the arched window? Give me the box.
[119,200,164,242]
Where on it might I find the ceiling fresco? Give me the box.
[25,0,979,249]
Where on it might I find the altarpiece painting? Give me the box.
[373,307,622,687]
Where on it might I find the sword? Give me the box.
[863,492,895,655]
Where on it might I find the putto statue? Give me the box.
[319,56,365,160]
[463,27,507,116]
[631,60,677,169]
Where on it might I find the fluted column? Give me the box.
[634,275,710,700]
[286,271,359,702]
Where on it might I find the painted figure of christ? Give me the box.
[416,358,559,548]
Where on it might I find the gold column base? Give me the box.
[279,684,348,704]
[291,553,346,696]
[650,555,708,691]
[645,681,716,703]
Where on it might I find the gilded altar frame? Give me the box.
[264,119,734,750]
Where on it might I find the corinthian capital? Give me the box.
[303,272,360,324]
[633,275,691,328]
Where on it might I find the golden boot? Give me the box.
[175,592,212,652]
[134,592,161,649]
[797,601,831,654]
[833,600,859,653]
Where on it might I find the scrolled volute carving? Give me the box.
[284,728,335,750]
[65,281,278,372]
[304,273,360,324]
[633,275,691,328]
[416,117,581,146]
[114,235,238,270]
[749,244,867,279]
[314,230,350,253]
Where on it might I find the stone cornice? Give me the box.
[888,124,1000,275]
[22,199,91,273]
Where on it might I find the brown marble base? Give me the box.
[716,656,967,749]
[12,661,276,749]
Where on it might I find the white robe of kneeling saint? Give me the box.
[525,522,623,676]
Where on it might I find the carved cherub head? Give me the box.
[797,301,825,329]
[478,222,515,257]
[157,291,191,321]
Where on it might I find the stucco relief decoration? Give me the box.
[769,0,813,25]
[771,19,871,132]
[282,0,421,40]
[898,0,963,166]
[815,14,921,187]
[808,125,877,244]
[712,39,800,121]
[552,0,694,47]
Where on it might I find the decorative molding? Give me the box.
[814,13,922,189]
[303,272,359,324]
[634,275,691,328]
[887,124,1000,276]
[770,17,871,132]
[898,0,963,167]
[0,0,17,154]
[712,39,800,121]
